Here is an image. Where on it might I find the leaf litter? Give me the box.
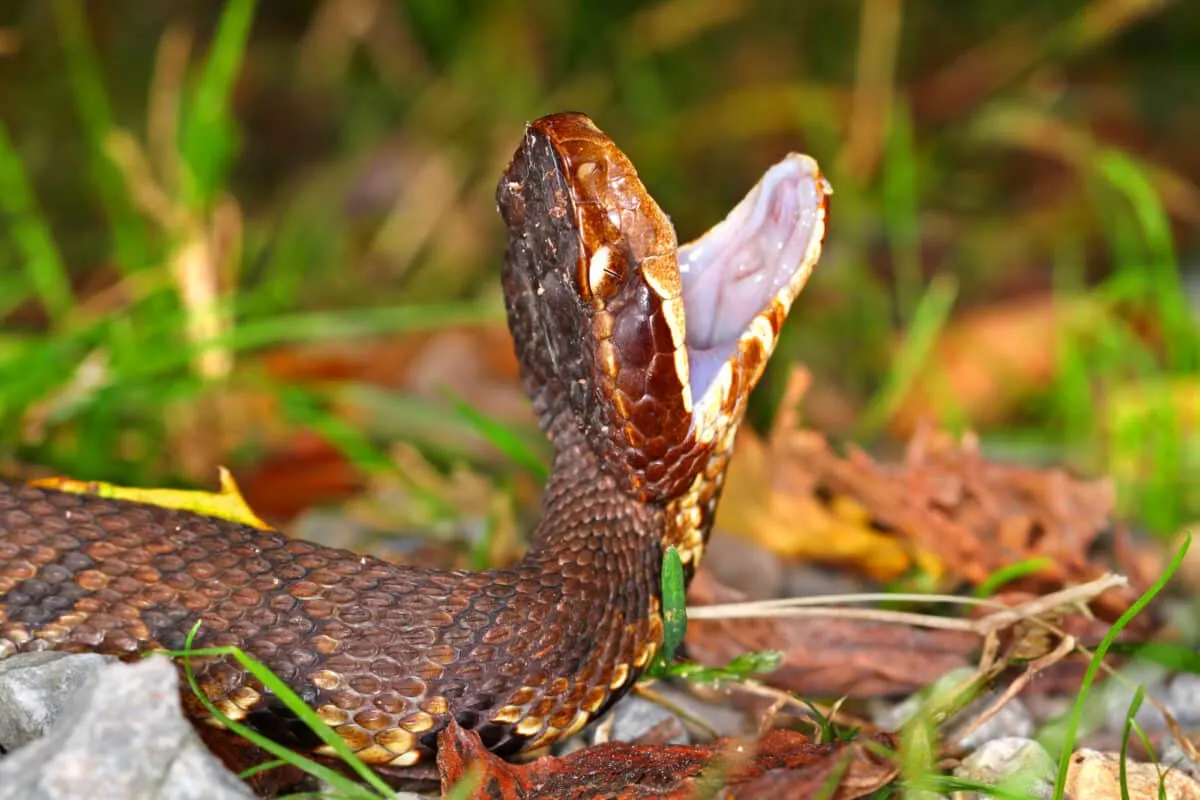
[78,325,1195,798]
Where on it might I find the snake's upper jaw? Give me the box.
[678,154,830,413]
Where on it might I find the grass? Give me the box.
[170,624,404,799]
[150,536,1191,795]
[1046,532,1190,798]
[1,1,1197,534]
[2,0,1199,796]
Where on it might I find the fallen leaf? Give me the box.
[29,467,272,530]
[717,425,918,580]
[437,720,898,800]
[235,324,530,521]
[230,431,364,523]
[685,569,978,698]
[718,366,1143,621]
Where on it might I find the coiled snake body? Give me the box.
[0,114,828,769]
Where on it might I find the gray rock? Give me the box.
[598,695,689,747]
[0,651,113,750]
[703,532,784,601]
[0,655,254,800]
[872,665,1033,748]
[1099,661,1171,732]
[954,737,1056,799]
[951,697,1035,750]
[1163,739,1200,778]
[1166,673,1200,727]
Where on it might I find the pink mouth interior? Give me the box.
[677,154,826,402]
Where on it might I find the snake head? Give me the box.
[498,112,829,504]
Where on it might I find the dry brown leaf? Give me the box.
[436,720,897,800]
[685,569,978,698]
[716,426,917,580]
[235,324,529,521]
[232,431,364,522]
[717,366,1140,621]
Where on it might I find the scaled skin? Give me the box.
[0,112,829,770]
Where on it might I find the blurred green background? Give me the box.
[0,0,1197,537]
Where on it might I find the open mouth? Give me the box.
[677,153,830,406]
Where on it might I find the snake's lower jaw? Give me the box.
[679,153,831,426]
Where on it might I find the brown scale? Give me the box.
[0,112,828,775]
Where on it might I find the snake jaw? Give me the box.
[660,155,829,573]
[499,112,828,505]
[678,153,830,410]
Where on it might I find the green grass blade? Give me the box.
[1119,686,1144,800]
[236,758,290,780]
[973,557,1053,598]
[1097,150,1197,371]
[443,390,548,480]
[1050,531,1191,799]
[179,0,256,208]
[58,300,498,385]
[170,623,393,798]
[0,274,34,321]
[857,273,959,436]
[50,0,151,273]
[206,300,502,360]
[0,122,72,323]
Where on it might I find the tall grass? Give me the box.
[0,0,1195,536]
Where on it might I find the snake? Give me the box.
[0,112,829,773]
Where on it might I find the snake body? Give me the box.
[0,113,828,769]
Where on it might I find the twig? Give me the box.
[945,633,1076,750]
[687,573,1127,640]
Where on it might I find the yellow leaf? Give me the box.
[30,467,273,531]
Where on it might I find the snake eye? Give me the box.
[585,244,626,301]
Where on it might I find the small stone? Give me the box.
[954,737,1055,799]
[1065,748,1200,800]
[1166,673,1200,727]
[0,655,254,800]
[0,651,113,751]
[704,532,784,600]
[591,696,688,747]
[950,697,1034,750]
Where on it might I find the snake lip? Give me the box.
[678,153,830,404]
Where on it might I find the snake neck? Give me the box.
[526,373,726,580]
[527,404,667,557]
